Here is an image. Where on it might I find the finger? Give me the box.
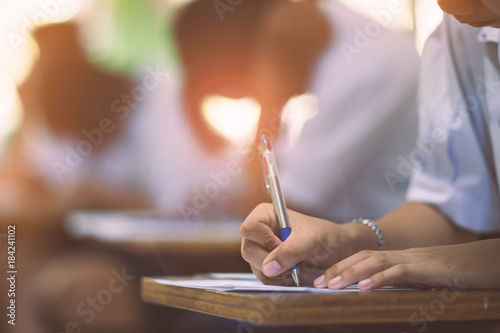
[241,202,279,230]
[360,262,449,290]
[313,250,376,288]
[240,220,282,251]
[358,264,413,290]
[241,239,272,269]
[251,266,295,286]
[327,252,402,290]
[244,240,319,287]
[261,230,312,278]
[240,203,282,250]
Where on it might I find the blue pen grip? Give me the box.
[279,227,300,270]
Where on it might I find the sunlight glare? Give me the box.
[201,95,261,143]
[281,93,319,148]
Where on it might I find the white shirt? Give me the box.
[275,1,420,221]
[130,2,421,221]
[406,15,500,233]
[18,117,137,191]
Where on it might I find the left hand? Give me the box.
[313,239,500,290]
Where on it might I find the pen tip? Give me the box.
[291,269,300,287]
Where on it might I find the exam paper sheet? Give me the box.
[151,273,418,292]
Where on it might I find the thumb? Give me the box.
[261,230,308,278]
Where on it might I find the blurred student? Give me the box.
[239,0,500,289]
[132,0,420,222]
[0,23,149,228]
[0,23,148,333]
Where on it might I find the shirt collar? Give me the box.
[477,27,500,64]
[478,27,500,43]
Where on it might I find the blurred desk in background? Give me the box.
[66,211,242,251]
[65,211,249,275]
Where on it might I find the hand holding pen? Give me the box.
[258,135,300,286]
[240,136,355,287]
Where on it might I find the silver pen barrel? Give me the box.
[268,175,291,230]
[259,135,300,287]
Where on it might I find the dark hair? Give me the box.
[174,0,286,153]
[19,23,132,144]
[173,0,330,154]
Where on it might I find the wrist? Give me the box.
[340,221,380,257]
[351,219,385,251]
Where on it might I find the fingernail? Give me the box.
[314,275,325,286]
[328,276,341,286]
[359,279,371,288]
[263,260,281,276]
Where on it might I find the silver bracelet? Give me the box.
[350,218,386,251]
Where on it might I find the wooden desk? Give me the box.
[65,211,243,252]
[65,211,250,274]
[141,276,500,328]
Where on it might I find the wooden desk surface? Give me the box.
[66,211,243,253]
[141,276,500,326]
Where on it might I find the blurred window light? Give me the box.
[0,73,23,149]
[2,0,83,46]
[0,0,88,157]
[77,2,116,64]
[44,0,83,23]
[80,0,176,72]
[167,0,196,9]
[0,37,39,86]
[281,93,319,148]
[1,0,84,85]
[338,0,415,31]
[201,95,262,143]
[11,0,83,26]
[414,0,443,53]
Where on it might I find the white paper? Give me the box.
[152,273,419,292]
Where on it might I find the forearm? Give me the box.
[378,202,479,249]
[341,202,480,254]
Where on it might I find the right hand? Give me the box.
[239,203,357,286]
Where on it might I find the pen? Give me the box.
[258,134,300,287]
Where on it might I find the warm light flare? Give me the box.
[201,95,261,143]
[281,93,319,148]
[0,74,23,147]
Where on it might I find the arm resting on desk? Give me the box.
[345,202,479,251]
[240,202,483,287]
[315,238,500,290]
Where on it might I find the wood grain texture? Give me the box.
[141,276,500,326]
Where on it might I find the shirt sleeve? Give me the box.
[406,16,500,233]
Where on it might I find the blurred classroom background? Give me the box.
[0,0,442,154]
[0,0,443,332]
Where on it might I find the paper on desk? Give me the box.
[152,273,419,292]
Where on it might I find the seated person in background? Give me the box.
[239,0,500,290]
[0,23,150,229]
[257,0,420,220]
[4,1,420,224]
[0,23,148,333]
[132,0,420,222]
